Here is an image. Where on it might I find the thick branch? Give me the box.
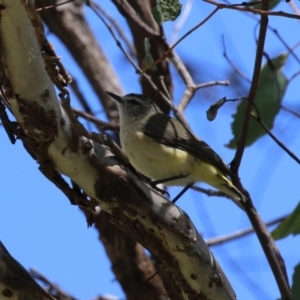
[35,2,162,298]
[0,1,236,299]
[94,211,168,300]
[0,242,54,300]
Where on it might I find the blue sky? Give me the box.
[1,1,300,299]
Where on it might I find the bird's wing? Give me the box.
[142,113,233,177]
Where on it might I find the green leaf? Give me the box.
[292,263,300,300]
[151,0,182,24]
[141,38,157,71]
[272,201,300,240]
[227,53,288,148]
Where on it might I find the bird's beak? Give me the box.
[106,91,123,103]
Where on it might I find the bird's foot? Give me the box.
[150,181,170,198]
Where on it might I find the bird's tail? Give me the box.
[215,174,248,203]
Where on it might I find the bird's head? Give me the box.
[106,92,156,120]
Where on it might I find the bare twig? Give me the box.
[88,0,191,127]
[281,105,300,118]
[222,36,251,83]
[89,2,136,57]
[289,70,300,82]
[289,0,300,20]
[204,0,300,20]
[206,214,288,246]
[171,0,194,43]
[88,2,138,70]
[72,108,119,131]
[250,113,300,165]
[111,0,161,37]
[177,80,230,113]
[192,185,234,200]
[30,268,78,300]
[149,8,219,71]
[0,243,55,300]
[195,80,230,89]
[111,0,214,128]
[36,0,75,12]
[69,77,93,114]
[269,26,300,65]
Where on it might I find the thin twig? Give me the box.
[149,8,219,71]
[168,51,196,88]
[111,0,211,126]
[69,77,93,114]
[288,70,300,82]
[72,108,119,131]
[269,26,300,65]
[88,0,190,127]
[206,214,288,246]
[111,0,161,37]
[250,113,300,165]
[289,0,300,22]
[177,80,230,113]
[192,185,233,199]
[171,0,194,43]
[281,105,300,118]
[69,78,120,132]
[159,76,172,101]
[191,185,245,209]
[36,0,74,11]
[222,0,300,68]
[222,36,251,83]
[204,0,300,20]
[89,2,136,57]
[30,268,78,300]
[195,80,230,90]
[169,52,197,121]
[111,1,219,120]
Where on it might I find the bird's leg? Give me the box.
[150,174,191,202]
[172,183,194,203]
[151,174,189,186]
[150,174,189,198]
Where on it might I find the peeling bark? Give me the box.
[0,242,54,300]
[0,1,236,299]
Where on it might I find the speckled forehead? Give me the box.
[124,94,152,103]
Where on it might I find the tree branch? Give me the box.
[0,1,237,299]
[0,242,55,300]
[206,214,288,246]
[204,0,300,20]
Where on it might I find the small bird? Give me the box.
[106,92,247,203]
